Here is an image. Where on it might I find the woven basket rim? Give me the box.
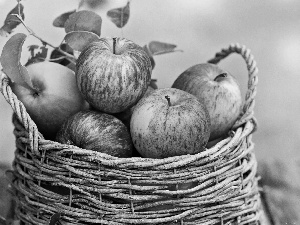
[11,114,256,171]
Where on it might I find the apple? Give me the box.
[11,61,89,140]
[130,88,210,159]
[75,37,152,114]
[56,110,133,157]
[171,63,243,141]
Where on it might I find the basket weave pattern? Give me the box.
[0,43,261,224]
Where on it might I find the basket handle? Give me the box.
[207,43,258,130]
[0,72,41,156]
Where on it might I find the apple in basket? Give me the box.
[56,110,133,157]
[172,63,243,142]
[75,37,152,114]
[130,88,211,159]
[10,61,89,140]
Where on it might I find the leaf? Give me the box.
[49,213,61,225]
[0,3,25,37]
[148,41,182,56]
[64,10,102,36]
[28,45,39,56]
[107,1,130,28]
[0,33,34,90]
[25,45,48,66]
[143,45,155,70]
[64,31,100,52]
[66,62,76,72]
[50,43,73,66]
[34,46,48,59]
[53,9,76,28]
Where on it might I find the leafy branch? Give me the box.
[11,13,76,65]
[1,1,182,79]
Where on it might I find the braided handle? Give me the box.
[0,72,41,156]
[207,43,258,130]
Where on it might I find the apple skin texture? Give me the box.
[11,61,88,140]
[56,110,133,158]
[76,37,152,114]
[172,63,243,141]
[130,88,211,159]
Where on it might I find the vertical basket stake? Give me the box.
[127,177,135,214]
[98,162,102,202]
[220,216,224,225]
[213,165,219,184]
[22,145,28,185]
[68,154,73,207]
[173,168,180,197]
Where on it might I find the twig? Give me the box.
[17,0,21,15]
[11,14,76,65]
[49,56,68,62]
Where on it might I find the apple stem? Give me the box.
[165,95,171,106]
[214,73,227,81]
[113,37,116,54]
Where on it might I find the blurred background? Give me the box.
[1,0,300,169]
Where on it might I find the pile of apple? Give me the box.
[11,36,243,159]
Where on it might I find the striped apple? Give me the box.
[130,88,211,158]
[75,37,152,113]
[56,110,133,157]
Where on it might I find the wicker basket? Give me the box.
[0,43,261,225]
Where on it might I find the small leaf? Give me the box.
[53,9,76,28]
[50,43,73,66]
[64,31,100,52]
[0,3,25,36]
[143,45,155,70]
[66,62,76,72]
[25,45,48,66]
[28,45,39,55]
[36,46,48,59]
[64,10,102,36]
[49,213,61,225]
[0,33,34,90]
[148,41,182,56]
[107,1,130,28]
[28,45,40,61]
